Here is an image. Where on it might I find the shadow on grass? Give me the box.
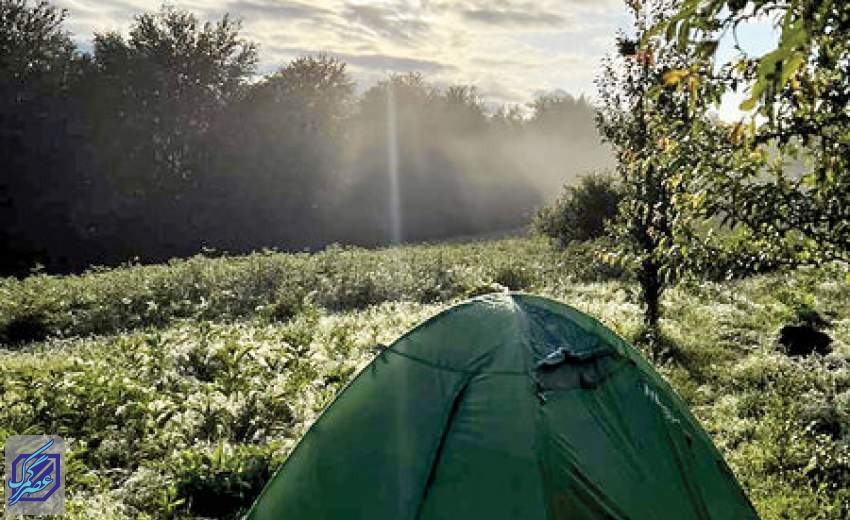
[631,326,713,385]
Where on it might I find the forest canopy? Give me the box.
[0,1,611,276]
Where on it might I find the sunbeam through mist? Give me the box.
[386,81,403,244]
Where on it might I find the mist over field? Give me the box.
[0,3,613,276]
[335,81,613,245]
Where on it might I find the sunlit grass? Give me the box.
[1,237,848,518]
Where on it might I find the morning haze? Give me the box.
[1,2,613,275]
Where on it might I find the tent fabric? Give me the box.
[247,293,759,520]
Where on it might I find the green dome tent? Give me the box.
[247,293,758,519]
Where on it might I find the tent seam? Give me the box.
[385,349,528,375]
[411,374,474,520]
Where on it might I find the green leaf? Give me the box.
[779,53,805,86]
[739,95,758,111]
[647,85,663,100]
[779,16,808,49]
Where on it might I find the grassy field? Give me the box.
[1,237,848,518]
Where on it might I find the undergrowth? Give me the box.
[1,238,848,518]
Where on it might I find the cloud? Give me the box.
[224,1,332,21]
[336,52,453,74]
[459,4,565,28]
[269,46,454,74]
[342,3,431,43]
[55,0,630,105]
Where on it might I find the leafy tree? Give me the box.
[528,92,597,140]
[81,5,257,259]
[89,6,257,186]
[255,55,355,135]
[443,85,488,133]
[596,0,714,343]
[659,0,850,262]
[0,0,78,92]
[533,171,622,247]
[525,91,615,199]
[0,0,89,273]
[491,104,525,131]
[215,55,355,249]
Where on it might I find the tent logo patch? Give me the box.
[5,435,66,516]
[643,382,680,424]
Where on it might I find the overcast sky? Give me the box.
[55,0,777,118]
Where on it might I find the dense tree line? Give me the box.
[0,1,608,275]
